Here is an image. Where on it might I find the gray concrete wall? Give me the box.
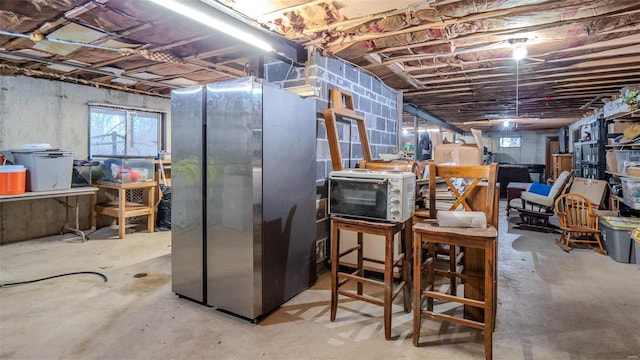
[0,75,170,243]
[483,129,558,165]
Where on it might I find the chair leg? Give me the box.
[594,233,607,255]
[565,231,572,249]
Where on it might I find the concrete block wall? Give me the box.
[264,50,401,272]
[265,49,402,184]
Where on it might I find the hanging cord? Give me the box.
[516,59,520,119]
[0,271,108,288]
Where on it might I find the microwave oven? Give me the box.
[328,169,415,223]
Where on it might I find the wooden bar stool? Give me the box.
[330,216,412,340]
[413,162,498,360]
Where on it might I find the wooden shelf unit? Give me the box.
[551,154,574,180]
[93,180,157,239]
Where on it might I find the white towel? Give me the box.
[437,211,487,228]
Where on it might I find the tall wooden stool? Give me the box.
[412,163,498,360]
[330,216,412,340]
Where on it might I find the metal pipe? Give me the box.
[403,103,463,134]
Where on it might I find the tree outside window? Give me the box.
[89,106,165,157]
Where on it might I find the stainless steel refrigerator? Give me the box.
[170,77,316,321]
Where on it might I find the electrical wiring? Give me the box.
[0,271,108,288]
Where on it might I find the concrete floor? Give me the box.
[1,208,639,360]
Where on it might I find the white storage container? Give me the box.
[615,150,640,174]
[12,149,74,191]
[620,177,640,210]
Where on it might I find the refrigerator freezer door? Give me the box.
[205,78,262,319]
[171,86,206,303]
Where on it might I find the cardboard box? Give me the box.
[605,150,617,173]
[608,121,634,134]
[433,129,484,165]
[569,177,608,209]
[594,209,619,217]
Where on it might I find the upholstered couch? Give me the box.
[497,165,532,198]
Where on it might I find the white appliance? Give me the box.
[328,169,415,223]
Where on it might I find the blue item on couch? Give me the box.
[528,181,552,196]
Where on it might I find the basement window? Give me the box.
[499,136,521,148]
[89,105,166,157]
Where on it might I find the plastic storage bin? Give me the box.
[0,165,26,195]
[12,149,74,191]
[72,160,100,187]
[620,177,640,210]
[615,150,640,174]
[599,217,640,263]
[92,155,155,184]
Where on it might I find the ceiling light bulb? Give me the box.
[513,44,527,61]
[146,0,274,52]
[503,120,510,128]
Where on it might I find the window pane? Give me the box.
[130,112,159,156]
[90,108,126,156]
[89,107,162,157]
[499,137,521,148]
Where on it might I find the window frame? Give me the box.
[88,104,166,157]
[498,136,521,148]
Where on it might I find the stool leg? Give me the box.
[412,232,422,347]
[357,232,363,296]
[384,231,393,340]
[330,222,339,322]
[402,219,411,313]
[484,242,494,360]
[449,245,457,296]
[427,242,435,311]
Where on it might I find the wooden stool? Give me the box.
[414,210,463,297]
[413,223,496,359]
[330,216,412,340]
[412,163,498,360]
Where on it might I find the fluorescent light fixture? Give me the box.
[512,44,527,61]
[146,0,274,52]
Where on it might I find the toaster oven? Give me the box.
[328,169,415,222]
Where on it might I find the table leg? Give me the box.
[118,187,126,239]
[147,187,155,234]
[90,191,97,232]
